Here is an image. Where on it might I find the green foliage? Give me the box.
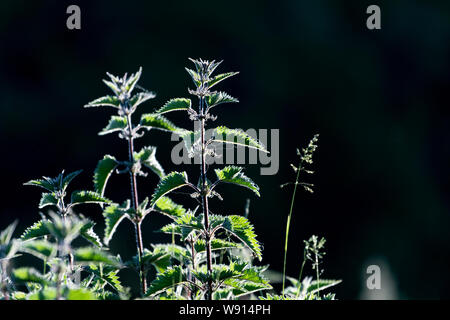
[206,92,238,111]
[84,95,120,109]
[146,266,187,297]
[20,240,57,260]
[94,155,118,197]
[20,220,49,241]
[153,196,187,219]
[214,166,260,196]
[99,116,128,136]
[134,146,164,178]
[70,190,111,207]
[212,126,268,153]
[155,98,192,115]
[140,114,180,132]
[73,247,119,266]
[12,268,48,285]
[221,215,262,261]
[151,172,190,205]
[102,202,131,245]
[4,62,340,301]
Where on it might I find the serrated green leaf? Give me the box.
[103,202,130,245]
[94,155,118,197]
[193,264,240,284]
[160,211,202,241]
[185,68,201,87]
[222,215,262,261]
[151,244,190,266]
[214,166,260,196]
[130,91,156,109]
[84,95,120,109]
[145,266,187,297]
[151,172,189,205]
[155,98,192,114]
[80,220,102,248]
[24,178,55,192]
[20,240,56,261]
[206,92,238,110]
[20,220,50,240]
[213,126,268,153]
[194,239,240,253]
[153,196,187,219]
[85,265,124,293]
[70,190,111,207]
[102,79,120,96]
[73,247,119,266]
[124,67,142,93]
[134,146,164,178]
[140,114,179,132]
[207,72,239,89]
[13,267,48,285]
[39,193,58,209]
[99,116,127,136]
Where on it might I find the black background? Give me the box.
[1,0,449,299]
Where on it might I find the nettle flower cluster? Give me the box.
[0,59,341,300]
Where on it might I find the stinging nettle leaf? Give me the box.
[212,126,268,153]
[222,215,262,261]
[20,240,57,261]
[124,67,142,93]
[103,202,130,245]
[70,190,111,207]
[84,95,120,109]
[99,116,128,136]
[130,91,156,109]
[206,92,238,110]
[151,172,189,205]
[20,220,50,240]
[214,166,260,197]
[154,98,191,115]
[102,79,120,96]
[140,114,180,132]
[145,266,187,297]
[80,220,102,248]
[94,155,118,197]
[154,196,186,219]
[194,239,240,253]
[39,193,58,209]
[24,179,55,192]
[62,170,83,191]
[13,267,48,285]
[73,247,119,266]
[134,146,164,178]
[207,72,239,89]
[185,68,201,87]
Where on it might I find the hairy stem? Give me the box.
[200,100,213,300]
[282,158,303,295]
[126,112,147,296]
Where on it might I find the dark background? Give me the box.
[1,0,449,299]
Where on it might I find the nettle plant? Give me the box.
[0,59,341,300]
[144,59,272,300]
[1,171,124,300]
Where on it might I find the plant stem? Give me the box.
[295,250,307,298]
[200,99,213,300]
[126,112,147,296]
[282,158,303,295]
